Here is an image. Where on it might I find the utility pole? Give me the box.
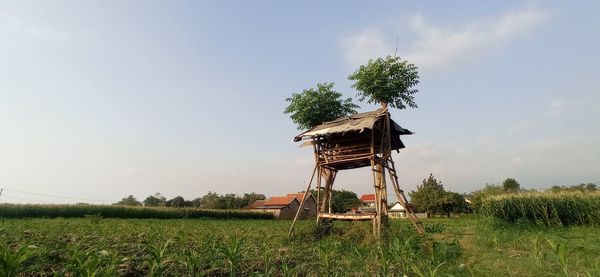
[0,188,3,198]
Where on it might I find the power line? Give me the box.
[1,188,115,203]
[1,193,52,204]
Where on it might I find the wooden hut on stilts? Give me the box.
[288,106,425,237]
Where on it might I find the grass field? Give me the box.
[2,216,600,276]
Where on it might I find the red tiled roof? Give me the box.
[286,193,310,202]
[264,196,297,206]
[360,194,375,202]
[246,200,266,209]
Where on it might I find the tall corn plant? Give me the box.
[145,239,173,277]
[480,191,600,226]
[218,236,246,277]
[0,243,38,277]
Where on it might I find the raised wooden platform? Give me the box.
[318,213,376,221]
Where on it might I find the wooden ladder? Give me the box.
[386,157,426,235]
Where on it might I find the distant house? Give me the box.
[388,202,406,219]
[246,193,317,219]
[359,194,376,206]
[358,194,376,213]
[286,193,317,218]
[360,196,417,219]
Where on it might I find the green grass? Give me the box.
[1,216,599,276]
[0,204,273,220]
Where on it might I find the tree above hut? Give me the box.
[348,55,419,109]
[284,82,359,130]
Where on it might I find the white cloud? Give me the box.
[340,28,390,69]
[510,98,572,133]
[340,7,549,70]
[549,99,565,115]
[0,12,70,41]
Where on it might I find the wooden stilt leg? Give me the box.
[377,162,388,229]
[288,165,318,238]
[320,168,331,213]
[316,166,322,224]
[328,171,336,213]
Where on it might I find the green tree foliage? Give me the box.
[284,82,359,130]
[241,193,266,208]
[439,192,468,216]
[410,174,445,214]
[330,189,362,213]
[193,192,265,209]
[308,189,362,213]
[468,184,505,211]
[131,192,267,210]
[198,192,222,209]
[409,174,465,216]
[348,56,419,108]
[219,194,246,209]
[114,195,142,206]
[548,183,598,193]
[166,196,189,208]
[190,197,203,207]
[502,178,521,192]
[143,193,166,207]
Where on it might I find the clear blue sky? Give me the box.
[1,1,599,204]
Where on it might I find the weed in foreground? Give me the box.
[0,243,38,277]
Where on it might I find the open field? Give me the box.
[2,216,600,276]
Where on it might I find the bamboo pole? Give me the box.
[370,125,381,237]
[328,171,337,213]
[386,157,425,235]
[316,166,322,224]
[380,112,392,227]
[320,168,329,213]
[288,164,318,238]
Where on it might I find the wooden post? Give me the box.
[373,111,392,237]
[320,169,336,213]
[316,166,322,224]
[380,111,392,228]
[320,168,329,213]
[288,165,318,238]
[328,171,336,213]
[375,162,388,229]
[369,125,380,237]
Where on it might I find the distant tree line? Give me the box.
[113,192,266,209]
[548,183,597,193]
[112,177,598,215]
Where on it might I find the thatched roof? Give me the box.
[293,108,412,142]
